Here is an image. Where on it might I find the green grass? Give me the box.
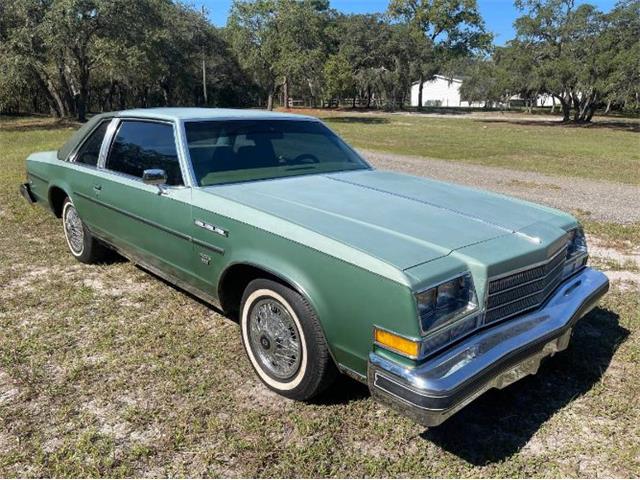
[317,111,640,185]
[1,117,639,477]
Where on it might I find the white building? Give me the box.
[412,75,558,108]
[410,75,483,108]
[509,94,558,108]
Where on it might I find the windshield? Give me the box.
[184,119,369,186]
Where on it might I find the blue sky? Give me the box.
[200,0,618,45]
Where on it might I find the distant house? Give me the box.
[412,75,559,109]
[509,94,558,108]
[410,75,484,108]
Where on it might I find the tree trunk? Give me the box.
[366,86,372,108]
[34,74,64,117]
[267,92,274,111]
[283,76,289,109]
[560,97,571,122]
[585,103,597,122]
[417,74,424,111]
[77,85,88,122]
[604,100,611,114]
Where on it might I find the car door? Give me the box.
[88,118,196,284]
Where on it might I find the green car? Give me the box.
[20,108,609,426]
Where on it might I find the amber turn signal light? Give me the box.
[374,328,420,358]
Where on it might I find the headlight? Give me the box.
[563,227,588,278]
[416,273,479,340]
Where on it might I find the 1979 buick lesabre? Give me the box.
[20,108,609,426]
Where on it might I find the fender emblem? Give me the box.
[195,219,228,237]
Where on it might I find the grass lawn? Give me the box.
[1,116,639,477]
[316,111,640,185]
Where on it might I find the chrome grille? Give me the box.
[485,246,567,325]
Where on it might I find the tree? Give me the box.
[388,0,492,110]
[327,13,391,107]
[322,53,355,103]
[596,0,640,112]
[513,0,607,122]
[226,0,330,110]
[0,0,253,118]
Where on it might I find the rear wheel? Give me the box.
[62,197,107,264]
[240,278,337,400]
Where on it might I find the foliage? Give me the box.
[0,0,637,118]
[387,0,492,109]
[226,0,332,109]
[461,0,640,121]
[0,0,254,119]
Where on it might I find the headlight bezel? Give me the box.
[563,226,589,279]
[415,272,480,337]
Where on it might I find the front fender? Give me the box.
[219,235,419,377]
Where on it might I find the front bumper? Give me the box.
[368,267,609,427]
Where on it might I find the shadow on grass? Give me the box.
[475,118,640,133]
[422,306,627,465]
[323,116,390,125]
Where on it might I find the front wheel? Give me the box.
[62,197,108,264]
[240,279,337,400]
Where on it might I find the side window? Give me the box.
[74,121,110,166]
[105,121,183,186]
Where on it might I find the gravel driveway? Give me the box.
[361,149,640,224]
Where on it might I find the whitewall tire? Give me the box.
[61,197,108,264]
[239,278,337,400]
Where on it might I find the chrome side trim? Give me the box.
[192,238,224,254]
[75,191,190,242]
[74,192,225,255]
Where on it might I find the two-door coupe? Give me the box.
[20,108,609,426]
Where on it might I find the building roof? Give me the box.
[115,107,317,122]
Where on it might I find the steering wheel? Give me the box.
[291,153,320,165]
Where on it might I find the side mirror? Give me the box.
[142,169,168,195]
[142,169,167,186]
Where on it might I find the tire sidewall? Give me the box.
[241,286,309,391]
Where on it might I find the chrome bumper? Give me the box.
[368,268,609,427]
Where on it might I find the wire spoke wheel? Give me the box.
[247,298,302,381]
[63,203,84,255]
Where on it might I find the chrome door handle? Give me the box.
[93,184,102,192]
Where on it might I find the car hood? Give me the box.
[207,169,571,270]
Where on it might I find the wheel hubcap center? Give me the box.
[248,298,302,381]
